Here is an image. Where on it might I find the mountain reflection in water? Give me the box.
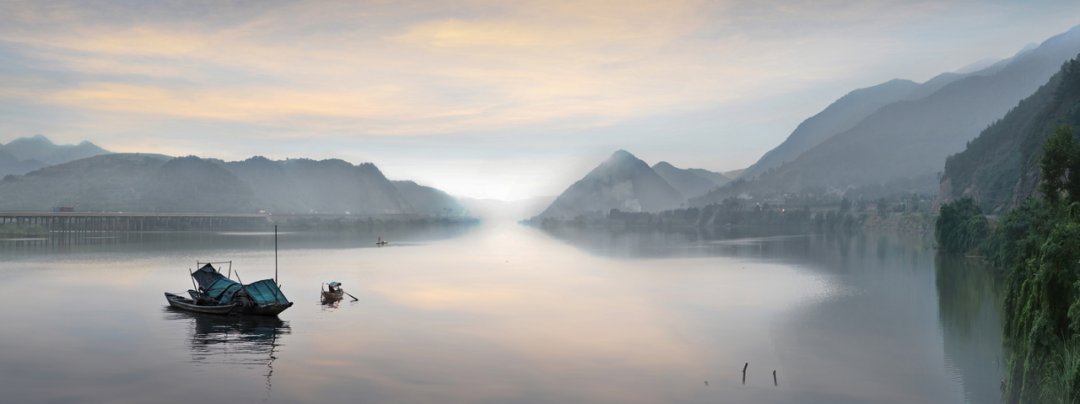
[537,224,1002,403]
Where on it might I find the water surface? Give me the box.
[0,222,1001,403]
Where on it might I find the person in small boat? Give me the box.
[328,281,341,293]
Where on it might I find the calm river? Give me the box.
[0,221,1001,403]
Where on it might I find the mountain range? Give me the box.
[939,56,1080,213]
[696,24,1080,204]
[652,161,730,199]
[0,153,465,215]
[0,135,110,177]
[534,150,728,219]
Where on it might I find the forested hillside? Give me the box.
[940,57,1080,213]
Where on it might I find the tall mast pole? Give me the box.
[274,225,279,286]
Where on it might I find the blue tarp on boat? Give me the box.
[191,263,287,306]
[192,264,243,304]
[244,279,287,305]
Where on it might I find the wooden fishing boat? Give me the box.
[321,281,344,303]
[164,226,293,317]
[165,292,238,315]
[165,263,294,316]
[321,290,344,302]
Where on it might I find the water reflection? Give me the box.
[539,224,1001,403]
[0,221,1005,403]
[536,224,825,259]
[935,254,1004,404]
[163,309,290,398]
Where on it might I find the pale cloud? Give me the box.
[2,0,1079,198]
[0,0,819,138]
[46,82,403,122]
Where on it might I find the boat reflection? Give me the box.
[164,309,290,396]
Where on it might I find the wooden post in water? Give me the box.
[742,362,748,385]
[773,370,777,386]
[274,225,279,287]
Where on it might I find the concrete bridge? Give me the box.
[0,211,461,233]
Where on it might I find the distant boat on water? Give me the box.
[376,236,388,246]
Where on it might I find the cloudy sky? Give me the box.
[2,1,1079,199]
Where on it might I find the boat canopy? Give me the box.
[192,263,243,304]
[245,279,288,305]
[191,263,287,306]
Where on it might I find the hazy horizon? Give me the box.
[3,1,1080,200]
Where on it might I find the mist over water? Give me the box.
[0,221,1000,403]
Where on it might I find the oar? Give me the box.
[342,289,359,301]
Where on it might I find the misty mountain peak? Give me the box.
[652,161,676,170]
[8,134,55,147]
[607,149,638,163]
[0,135,111,177]
[536,150,684,219]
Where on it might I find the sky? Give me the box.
[2,1,1080,200]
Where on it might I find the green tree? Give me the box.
[935,198,989,254]
[1062,126,1080,203]
[1041,125,1076,206]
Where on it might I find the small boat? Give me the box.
[321,281,344,303]
[376,236,388,247]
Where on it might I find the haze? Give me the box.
[2,0,1079,200]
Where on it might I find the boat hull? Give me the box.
[321,290,344,302]
[244,302,294,316]
[165,292,293,316]
[165,292,237,315]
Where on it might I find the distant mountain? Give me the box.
[0,153,171,211]
[721,168,745,180]
[0,135,110,176]
[226,157,410,215]
[536,150,683,219]
[147,156,255,213]
[651,161,728,199]
[0,154,465,215]
[0,150,45,177]
[686,167,730,187]
[392,180,467,217]
[740,79,920,180]
[939,57,1080,214]
[955,57,1004,74]
[697,24,1080,204]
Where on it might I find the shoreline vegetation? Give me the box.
[525,196,933,239]
[936,125,1080,403]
